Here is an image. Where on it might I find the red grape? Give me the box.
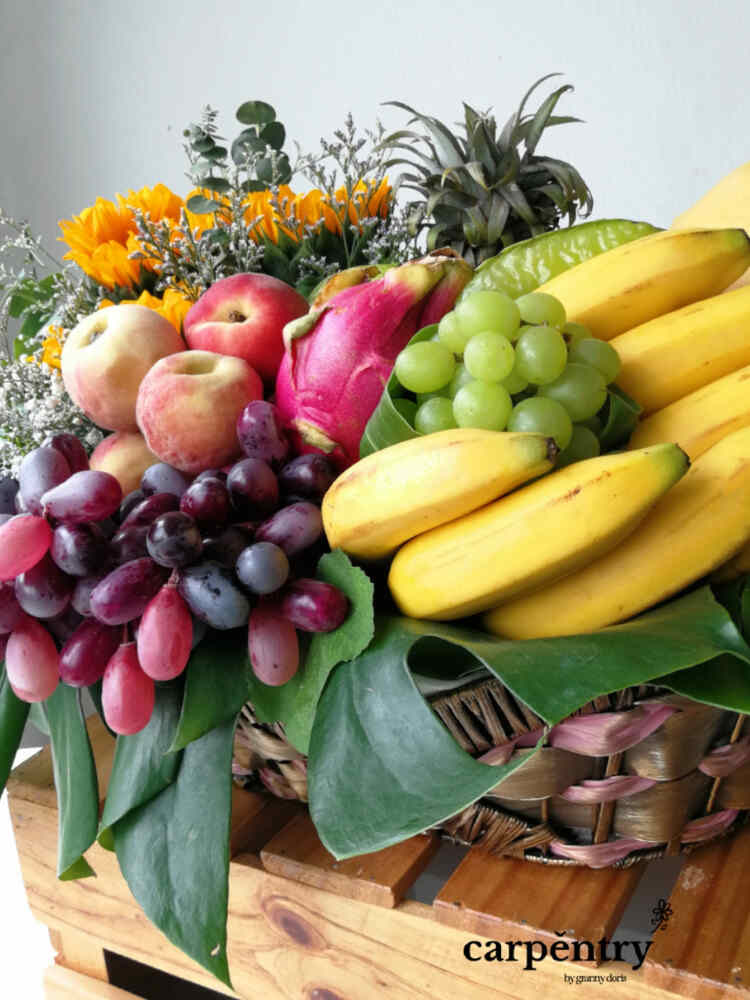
[59,619,121,686]
[177,561,250,630]
[43,432,89,473]
[120,492,179,529]
[137,584,193,680]
[278,454,336,502]
[141,463,191,498]
[71,569,111,617]
[280,579,349,632]
[236,400,290,468]
[19,446,71,515]
[254,502,323,556]
[102,643,155,734]
[90,558,169,625]
[109,524,149,564]
[147,512,203,568]
[248,601,299,686]
[227,458,278,518]
[0,515,53,581]
[201,525,255,568]
[0,581,26,634]
[236,542,289,595]
[6,618,59,702]
[51,523,108,577]
[42,470,122,523]
[15,553,74,619]
[180,477,231,528]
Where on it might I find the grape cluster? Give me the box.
[393,290,622,465]
[0,406,349,735]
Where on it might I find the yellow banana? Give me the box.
[534,228,750,340]
[484,427,750,640]
[673,160,750,232]
[712,539,750,583]
[611,284,750,414]
[388,443,688,621]
[322,429,555,561]
[628,364,750,460]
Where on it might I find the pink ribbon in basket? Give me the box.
[699,734,750,777]
[560,775,657,804]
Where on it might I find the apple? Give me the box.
[183,273,308,382]
[61,305,184,431]
[136,351,263,474]
[89,431,159,494]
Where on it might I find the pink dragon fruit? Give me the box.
[275,250,472,468]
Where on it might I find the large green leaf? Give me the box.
[100,682,183,834]
[246,550,375,754]
[171,634,248,752]
[0,663,30,798]
[598,384,642,451]
[114,720,236,988]
[43,685,99,880]
[661,654,750,713]
[308,589,750,858]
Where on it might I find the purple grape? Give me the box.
[59,619,121,686]
[45,606,85,645]
[89,558,169,625]
[0,477,19,514]
[280,579,349,632]
[19,446,71,515]
[201,525,255,568]
[120,492,179,529]
[236,401,290,468]
[95,516,118,540]
[147,512,203,568]
[42,470,122,523]
[180,478,231,528]
[51,523,108,577]
[227,458,278,519]
[117,489,145,523]
[15,553,74,619]
[278,455,336,502]
[72,570,111,617]
[177,561,250,630]
[236,542,289,595]
[43,432,89,473]
[255,502,323,556]
[194,468,227,483]
[141,463,191,498]
[0,581,26,633]
[109,524,150,564]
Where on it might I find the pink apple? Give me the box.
[61,305,185,431]
[136,350,263,474]
[89,431,159,494]
[183,273,308,382]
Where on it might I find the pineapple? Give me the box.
[382,75,593,266]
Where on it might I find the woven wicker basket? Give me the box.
[233,675,750,868]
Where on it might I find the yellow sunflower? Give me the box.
[98,288,192,334]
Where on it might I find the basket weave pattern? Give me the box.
[233,676,750,867]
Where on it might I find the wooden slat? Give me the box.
[229,787,301,856]
[260,810,440,907]
[49,927,109,982]
[644,824,750,999]
[44,965,136,1000]
[433,846,645,968]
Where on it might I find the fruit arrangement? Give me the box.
[4,81,750,990]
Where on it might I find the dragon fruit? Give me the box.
[275,250,472,468]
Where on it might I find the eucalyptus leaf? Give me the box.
[0,663,30,798]
[261,121,286,150]
[197,176,231,196]
[598,384,642,451]
[236,100,276,126]
[114,720,236,987]
[43,685,99,880]
[171,633,248,751]
[186,195,223,215]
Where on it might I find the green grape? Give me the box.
[514,325,568,385]
[453,381,512,431]
[515,292,566,329]
[447,363,474,397]
[464,331,515,382]
[416,389,445,405]
[437,311,471,354]
[454,290,521,340]
[563,321,593,344]
[394,341,456,393]
[501,362,529,395]
[555,425,601,467]
[392,397,418,425]
[414,397,457,434]
[538,363,608,422]
[568,338,622,384]
[508,396,573,451]
[579,414,603,435]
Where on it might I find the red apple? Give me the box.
[183,273,308,382]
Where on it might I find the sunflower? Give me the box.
[40,325,65,369]
[98,287,192,333]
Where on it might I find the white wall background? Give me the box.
[0,1,745,994]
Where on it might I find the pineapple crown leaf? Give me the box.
[382,101,464,168]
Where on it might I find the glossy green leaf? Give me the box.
[0,663,30,798]
[170,634,247,751]
[261,121,286,150]
[598,383,642,451]
[197,176,231,195]
[246,550,375,754]
[236,100,276,126]
[308,588,750,858]
[114,720,236,988]
[186,195,223,215]
[43,685,98,880]
[661,654,750,713]
[359,324,436,458]
[100,681,183,834]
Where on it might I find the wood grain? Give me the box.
[644,825,750,999]
[260,810,440,906]
[49,927,108,982]
[44,965,136,1000]
[433,846,644,968]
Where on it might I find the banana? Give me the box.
[485,427,750,639]
[611,284,750,414]
[673,160,750,232]
[534,228,750,340]
[322,429,556,561]
[388,443,688,621]
[712,539,750,583]
[628,364,750,460]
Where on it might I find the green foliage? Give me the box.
[0,662,30,799]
